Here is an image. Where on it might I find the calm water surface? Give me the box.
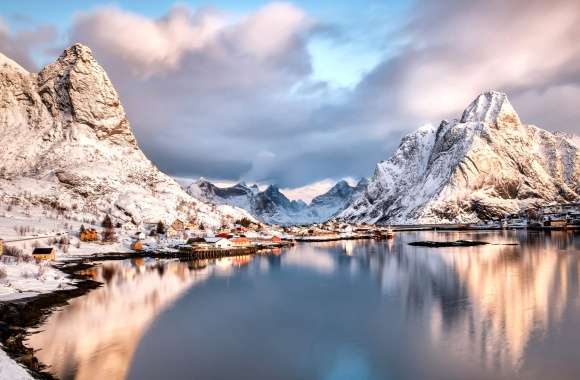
[28,231,580,380]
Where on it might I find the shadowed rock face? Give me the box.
[339,91,580,224]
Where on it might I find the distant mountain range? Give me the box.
[186,178,367,225]
[180,90,580,226]
[338,91,579,224]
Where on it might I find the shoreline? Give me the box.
[0,244,293,379]
[1,229,573,378]
[0,260,102,379]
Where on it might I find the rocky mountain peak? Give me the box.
[37,43,136,146]
[0,45,254,227]
[0,52,28,74]
[58,43,96,66]
[325,180,353,198]
[356,177,368,187]
[460,90,521,126]
[234,181,249,189]
[340,91,579,224]
[265,184,281,194]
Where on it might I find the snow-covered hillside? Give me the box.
[339,91,580,224]
[0,44,253,229]
[186,178,367,225]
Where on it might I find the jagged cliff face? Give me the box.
[0,44,252,227]
[187,179,366,225]
[339,91,580,224]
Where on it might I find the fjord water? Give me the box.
[28,231,580,380]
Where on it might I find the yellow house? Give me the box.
[32,247,56,261]
[0,239,3,256]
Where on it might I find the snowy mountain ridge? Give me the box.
[186,178,367,225]
[339,91,580,224]
[0,44,253,228]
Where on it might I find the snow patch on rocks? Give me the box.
[339,91,580,224]
[0,44,254,228]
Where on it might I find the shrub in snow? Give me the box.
[0,265,6,281]
[3,245,24,257]
[36,265,47,280]
[102,228,117,242]
[102,215,113,228]
[156,221,166,234]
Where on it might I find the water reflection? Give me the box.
[27,259,212,380]
[27,231,580,380]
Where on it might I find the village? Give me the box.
[0,201,579,265]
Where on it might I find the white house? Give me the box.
[340,224,354,236]
[204,237,232,249]
[244,230,259,239]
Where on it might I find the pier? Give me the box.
[177,246,259,259]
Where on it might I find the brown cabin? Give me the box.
[32,247,56,261]
[171,219,185,232]
[80,229,98,242]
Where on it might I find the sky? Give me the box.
[1,0,579,201]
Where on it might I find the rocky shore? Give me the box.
[0,261,101,379]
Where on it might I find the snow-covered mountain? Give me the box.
[186,178,366,224]
[339,91,580,224]
[0,44,253,228]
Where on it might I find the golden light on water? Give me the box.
[28,260,211,380]
[25,232,580,380]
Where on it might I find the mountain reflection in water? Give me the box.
[27,231,580,380]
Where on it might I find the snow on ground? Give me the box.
[0,207,205,301]
[0,259,73,301]
[0,208,130,301]
[0,346,33,380]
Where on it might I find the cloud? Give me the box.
[69,2,369,188]
[3,0,578,196]
[0,17,57,71]
[345,0,580,134]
